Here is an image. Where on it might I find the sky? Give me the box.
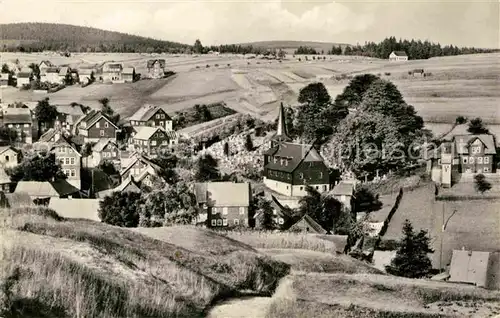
[1,0,499,48]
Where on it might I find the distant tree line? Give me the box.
[294,46,319,55]
[344,36,498,60]
[0,23,190,53]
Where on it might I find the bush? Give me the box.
[214,64,219,67]
[206,64,210,68]
[227,64,230,67]
[196,66,200,69]
[384,72,391,76]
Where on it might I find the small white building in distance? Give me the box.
[389,51,408,62]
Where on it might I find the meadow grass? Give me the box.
[265,272,500,318]
[0,208,290,317]
[223,230,339,253]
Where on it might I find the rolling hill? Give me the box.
[0,22,190,53]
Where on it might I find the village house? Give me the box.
[263,103,331,197]
[16,68,32,87]
[78,68,95,84]
[425,134,497,187]
[131,126,177,156]
[389,51,408,62]
[52,137,82,190]
[330,181,356,213]
[0,168,13,192]
[120,153,163,187]
[147,59,166,79]
[38,127,68,143]
[102,63,123,83]
[39,60,55,75]
[86,138,120,169]
[73,109,119,143]
[58,67,70,84]
[287,214,328,234]
[129,105,173,131]
[122,67,135,83]
[55,104,84,131]
[0,72,9,88]
[2,108,34,143]
[0,146,19,169]
[40,67,60,84]
[193,182,251,228]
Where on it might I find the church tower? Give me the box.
[271,102,292,148]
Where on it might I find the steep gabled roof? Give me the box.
[129,105,171,122]
[51,136,82,156]
[39,60,54,67]
[204,182,251,207]
[391,51,408,57]
[288,214,328,234]
[134,126,167,140]
[58,67,69,76]
[147,59,166,69]
[104,63,123,71]
[330,182,355,196]
[122,67,135,75]
[453,134,496,155]
[0,146,18,156]
[120,154,162,177]
[45,67,59,74]
[92,138,117,152]
[264,142,324,173]
[79,109,118,130]
[56,105,84,117]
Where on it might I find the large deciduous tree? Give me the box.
[6,152,66,182]
[467,117,489,134]
[34,98,59,133]
[297,186,342,233]
[194,154,220,182]
[333,74,379,109]
[99,191,143,227]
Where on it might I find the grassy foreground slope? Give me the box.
[0,208,289,318]
[267,273,500,318]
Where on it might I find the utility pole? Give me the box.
[439,207,457,272]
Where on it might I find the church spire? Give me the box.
[276,102,288,138]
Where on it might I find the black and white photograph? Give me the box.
[0,0,499,317]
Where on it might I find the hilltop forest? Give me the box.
[0,23,190,53]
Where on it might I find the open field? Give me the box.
[267,272,500,318]
[1,52,499,137]
[0,208,289,317]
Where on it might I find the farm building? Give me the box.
[329,181,356,213]
[122,67,135,83]
[0,146,19,169]
[102,63,123,83]
[389,51,408,62]
[16,68,32,87]
[58,67,70,84]
[287,214,328,234]
[425,134,497,187]
[193,182,251,228]
[39,60,55,75]
[0,72,9,87]
[14,180,80,201]
[147,59,166,79]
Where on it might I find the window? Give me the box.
[24,124,29,128]
[159,121,164,126]
[315,186,319,190]
[299,173,304,179]
[300,186,304,191]
[239,207,245,215]
[7,125,12,128]
[463,157,468,164]
[112,152,116,157]
[5,156,9,162]
[70,158,75,165]
[100,130,105,136]
[161,114,165,119]
[484,167,490,172]
[65,158,70,165]
[104,122,109,128]
[96,122,100,128]
[212,207,218,214]
[216,219,222,226]
[151,140,157,146]
[323,185,327,191]
[156,114,161,119]
[278,218,284,225]
[143,141,148,146]
[438,159,442,165]
[469,157,475,164]
[222,207,228,215]
[211,219,216,226]
[234,219,240,225]
[273,209,277,215]
[472,146,481,154]
[477,157,483,164]
[71,170,75,177]
[222,219,228,226]
[68,148,73,153]
[484,156,490,164]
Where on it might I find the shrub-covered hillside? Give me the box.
[0,207,289,317]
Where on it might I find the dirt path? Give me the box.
[206,296,272,318]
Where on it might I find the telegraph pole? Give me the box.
[439,207,457,272]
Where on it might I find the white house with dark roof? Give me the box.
[129,104,173,131]
[41,67,60,84]
[39,60,55,75]
[389,51,408,62]
[51,137,82,190]
[16,67,32,87]
[193,182,251,227]
[78,67,95,84]
[86,138,120,168]
[122,67,135,83]
[120,153,163,186]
